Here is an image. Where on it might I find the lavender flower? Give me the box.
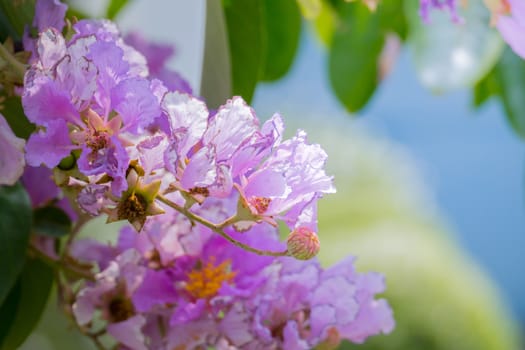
[71,207,394,349]
[0,113,25,185]
[496,0,525,58]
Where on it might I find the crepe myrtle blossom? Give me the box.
[163,95,261,201]
[23,0,67,57]
[419,0,462,23]
[22,23,160,196]
[70,212,394,349]
[0,113,25,185]
[495,0,525,58]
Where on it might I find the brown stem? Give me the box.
[157,195,288,257]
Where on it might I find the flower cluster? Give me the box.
[71,209,394,349]
[21,1,335,238]
[0,0,395,348]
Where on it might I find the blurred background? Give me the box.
[21,1,524,349]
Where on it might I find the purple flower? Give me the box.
[73,250,148,349]
[420,0,462,23]
[23,26,161,196]
[237,129,335,229]
[21,165,78,220]
[0,113,25,185]
[497,0,525,58]
[23,0,68,58]
[249,256,395,348]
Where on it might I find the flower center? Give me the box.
[188,186,210,197]
[117,192,147,222]
[185,258,236,300]
[86,130,109,152]
[108,295,135,323]
[249,196,271,214]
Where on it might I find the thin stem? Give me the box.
[65,212,91,251]
[0,42,26,80]
[29,244,96,281]
[157,195,288,257]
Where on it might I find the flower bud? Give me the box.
[287,226,320,260]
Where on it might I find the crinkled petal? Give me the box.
[33,0,67,32]
[162,91,208,157]
[25,120,73,167]
[132,270,177,312]
[181,145,217,190]
[0,114,25,185]
[107,315,148,350]
[203,97,259,162]
[282,321,310,350]
[22,75,80,127]
[111,78,161,133]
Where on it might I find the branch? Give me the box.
[157,195,289,257]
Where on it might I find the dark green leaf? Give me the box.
[34,206,72,237]
[329,3,384,112]
[497,48,525,139]
[0,94,35,140]
[106,0,129,20]
[0,258,54,349]
[261,0,301,81]
[472,67,500,108]
[223,0,266,103]
[0,281,21,344]
[0,183,32,306]
[0,0,36,40]
[0,10,19,42]
[201,0,232,109]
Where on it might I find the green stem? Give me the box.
[29,244,96,281]
[157,195,289,257]
[0,43,26,81]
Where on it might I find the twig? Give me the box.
[157,195,288,257]
[29,244,96,281]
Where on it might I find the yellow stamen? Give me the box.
[185,257,236,299]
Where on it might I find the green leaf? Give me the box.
[223,0,266,103]
[496,48,525,139]
[0,0,36,39]
[261,0,301,81]
[106,0,129,20]
[296,0,321,19]
[0,258,54,350]
[313,1,337,46]
[378,0,407,40]
[0,183,32,306]
[472,67,499,108]
[0,9,19,42]
[33,206,72,237]
[0,281,21,344]
[201,0,232,109]
[0,94,35,140]
[329,3,384,112]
